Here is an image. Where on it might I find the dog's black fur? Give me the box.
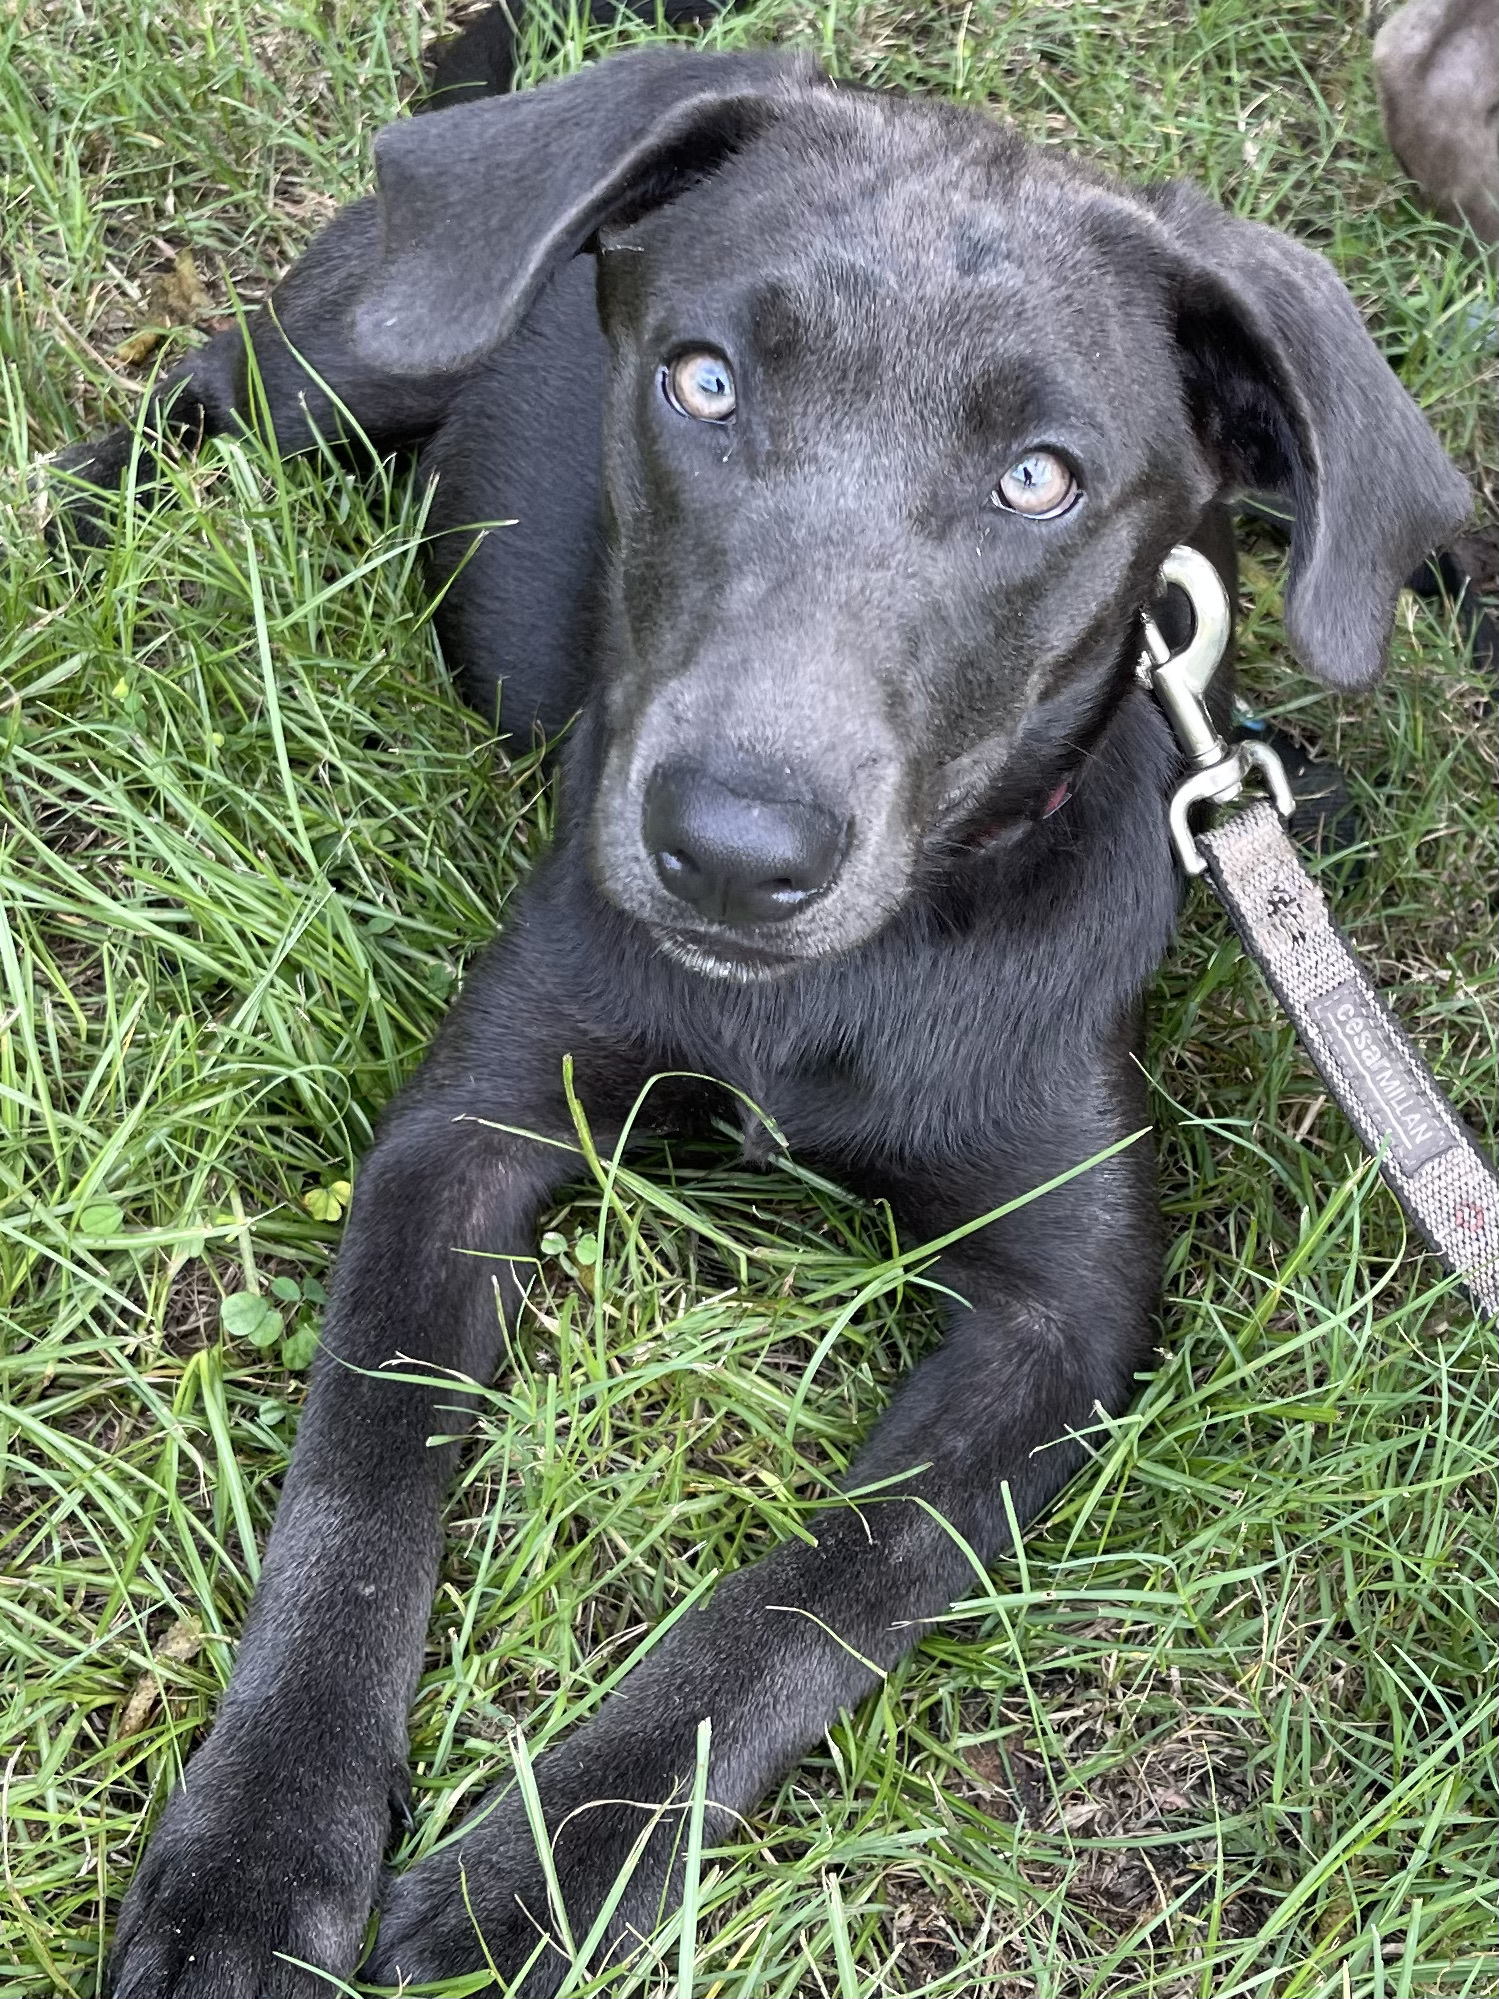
[61,17,1470,1997]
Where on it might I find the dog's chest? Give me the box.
[689,926,1100,1169]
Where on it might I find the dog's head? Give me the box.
[354,49,1470,978]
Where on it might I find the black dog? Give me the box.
[64,24,1469,1998]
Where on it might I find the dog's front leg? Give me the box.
[108,1070,583,1999]
[367,1134,1158,1996]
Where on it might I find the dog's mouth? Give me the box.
[650,923,811,983]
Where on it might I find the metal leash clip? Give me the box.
[1138,544,1295,875]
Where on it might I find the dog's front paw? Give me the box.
[367,1838,559,1996]
[367,1815,603,1999]
[45,431,146,550]
[109,1731,399,1999]
[367,1745,715,1998]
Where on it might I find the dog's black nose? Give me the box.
[644,763,847,926]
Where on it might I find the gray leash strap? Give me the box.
[1142,544,1499,1316]
[1197,801,1499,1317]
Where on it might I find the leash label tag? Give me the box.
[1306,979,1455,1178]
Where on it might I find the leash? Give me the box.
[1143,545,1499,1317]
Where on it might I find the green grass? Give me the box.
[2,2,1495,1994]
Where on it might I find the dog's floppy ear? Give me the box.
[352,46,821,376]
[1149,182,1471,688]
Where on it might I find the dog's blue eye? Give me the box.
[991,451,1078,518]
[664,351,736,422]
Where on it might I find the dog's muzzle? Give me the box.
[643,760,849,928]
